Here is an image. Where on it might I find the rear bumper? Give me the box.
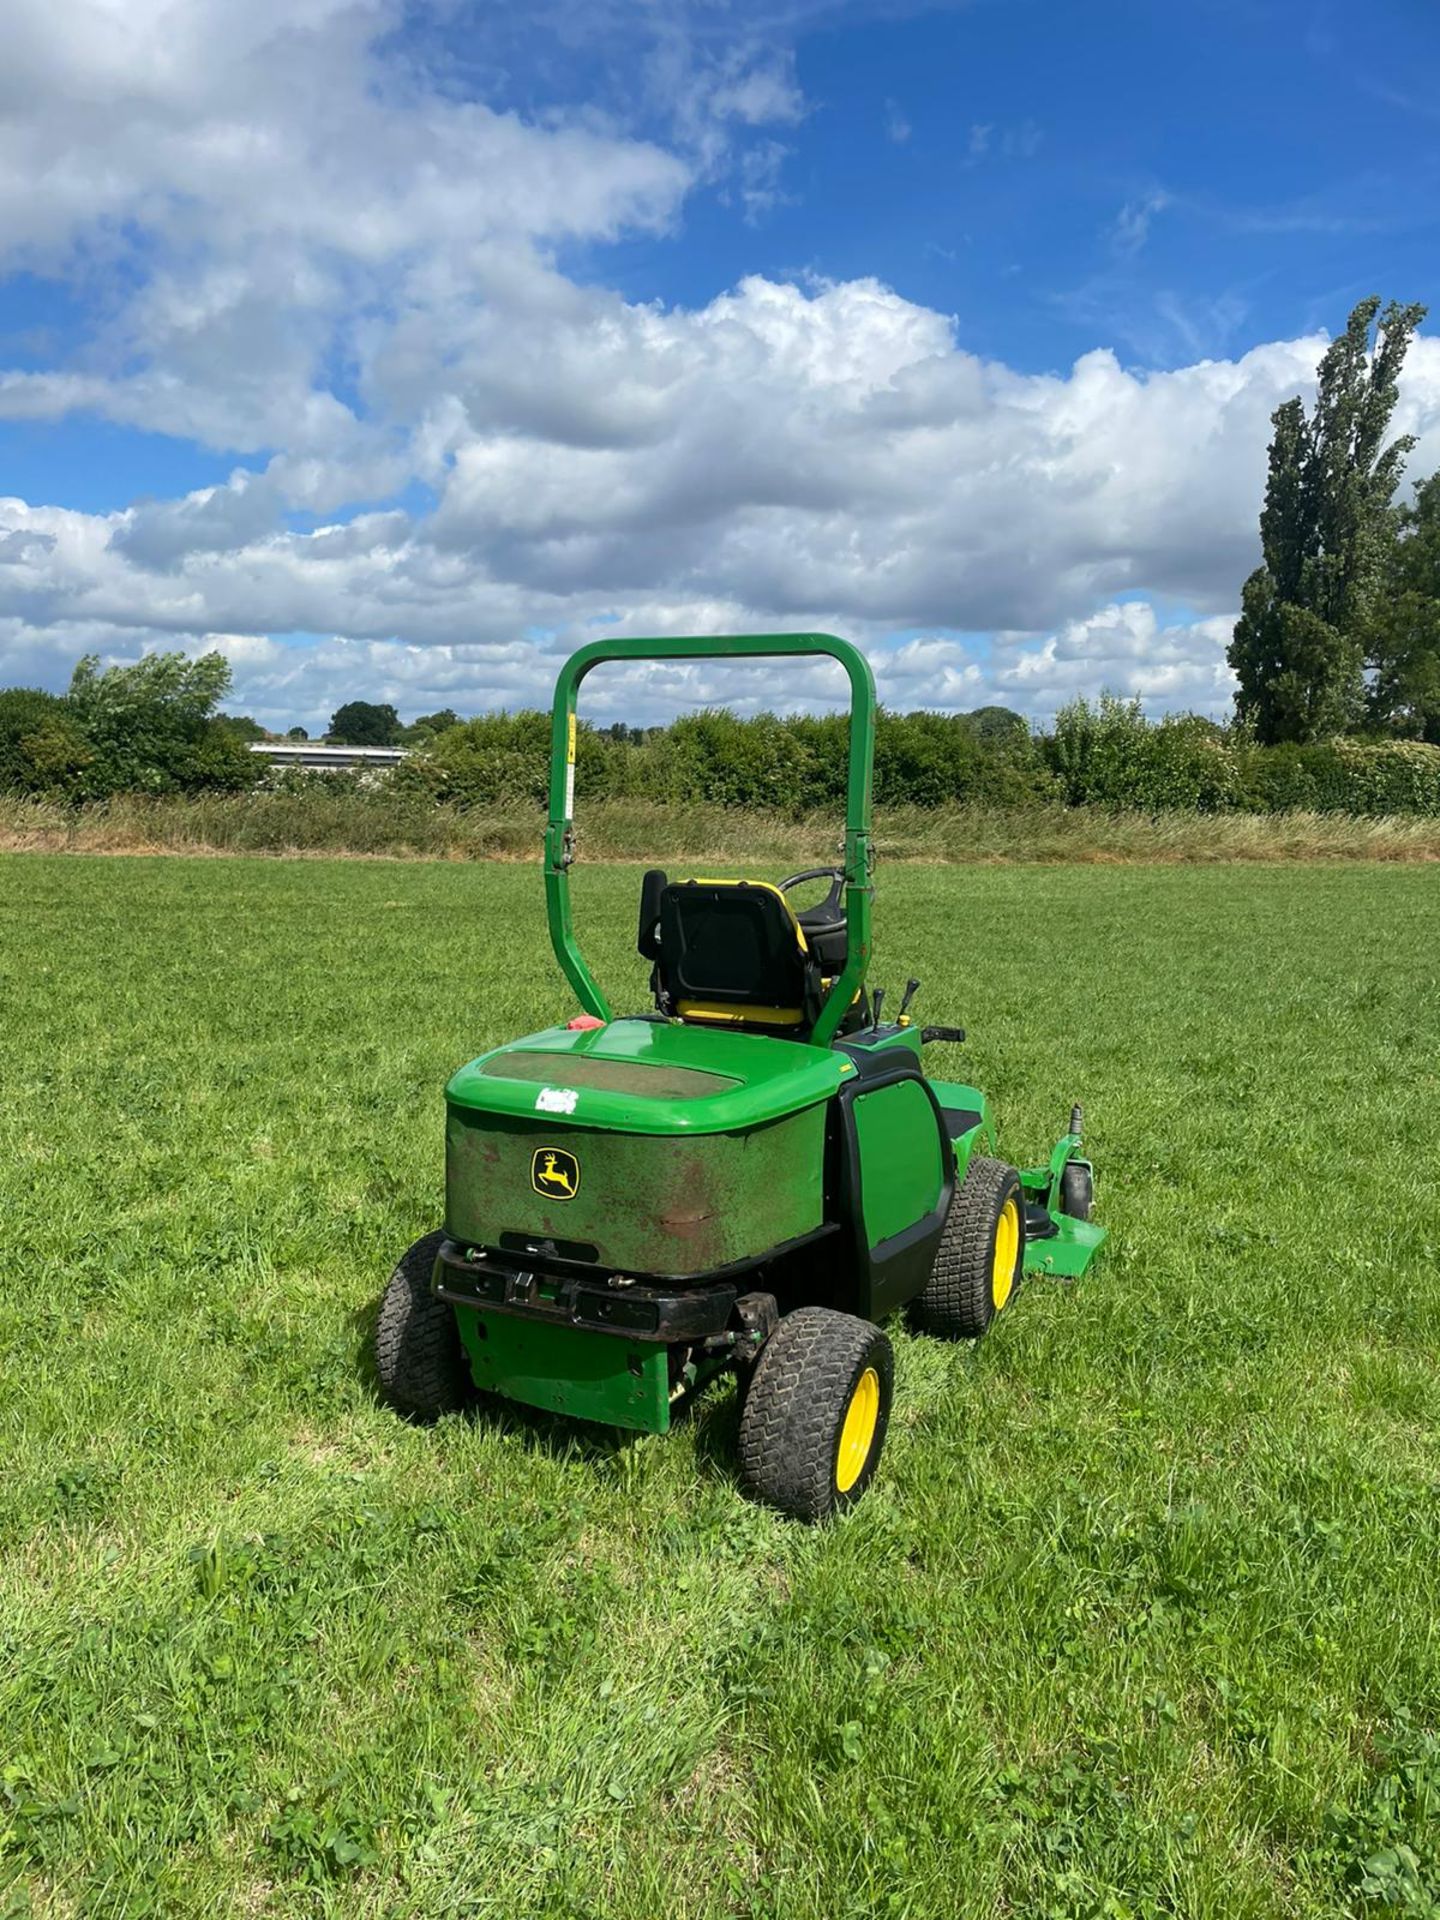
[430,1238,739,1344]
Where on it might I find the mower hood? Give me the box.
[445,1017,851,1137]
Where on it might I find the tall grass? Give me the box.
[4,790,1440,862]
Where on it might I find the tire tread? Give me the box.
[375,1230,472,1420]
[914,1155,1022,1340]
[1059,1161,1093,1221]
[737,1307,892,1523]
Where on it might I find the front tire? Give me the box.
[375,1231,472,1420]
[914,1156,1024,1341]
[1059,1160,1094,1221]
[737,1308,893,1523]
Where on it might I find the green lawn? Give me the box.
[3,853,1439,1920]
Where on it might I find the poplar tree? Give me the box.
[1368,469,1440,742]
[1229,296,1426,743]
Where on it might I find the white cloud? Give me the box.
[965,118,1042,165]
[2,0,1440,732]
[705,53,806,129]
[4,275,1440,726]
[0,0,691,266]
[1111,188,1172,256]
[0,0,691,474]
[640,33,804,202]
[991,602,1240,715]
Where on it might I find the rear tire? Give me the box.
[1059,1161,1094,1221]
[914,1156,1023,1341]
[376,1231,472,1420]
[737,1308,893,1523]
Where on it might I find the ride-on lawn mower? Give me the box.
[377,634,1106,1521]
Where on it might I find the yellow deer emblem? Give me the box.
[531,1147,580,1199]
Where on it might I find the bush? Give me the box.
[769,712,850,811]
[1336,741,1440,814]
[216,713,268,742]
[66,652,258,797]
[612,708,1055,815]
[1236,739,1440,815]
[1046,695,1240,812]
[396,710,623,809]
[645,711,816,813]
[0,688,93,796]
[966,705,1030,744]
[875,711,981,808]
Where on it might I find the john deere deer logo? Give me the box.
[531,1146,580,1200]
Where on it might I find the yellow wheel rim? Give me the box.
[991,1196,1020,1311]
[835,1366,880,1493]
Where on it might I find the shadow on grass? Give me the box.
[350,1296,751,1492]
[685,1375,744,1485]
[457,1364,750,1503]
[350,1293,383,1400]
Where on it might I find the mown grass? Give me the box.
[5,790,1440,864]
[3,853,1439,1919]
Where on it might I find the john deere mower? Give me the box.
[377,634,1105,1521]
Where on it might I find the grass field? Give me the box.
[3,853,1440,1920]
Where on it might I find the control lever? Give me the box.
[870,985,886,1028]
[897,977,921,1022]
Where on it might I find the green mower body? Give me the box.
[378,632,1106,1519]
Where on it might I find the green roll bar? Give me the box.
[545,633,876,1051]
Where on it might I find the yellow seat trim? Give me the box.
[676,999,807,1027]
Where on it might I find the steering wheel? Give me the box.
[776,866,846,918]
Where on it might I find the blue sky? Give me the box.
[1,0,1437,730]
[573,0,1440,362]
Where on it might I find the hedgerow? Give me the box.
[6,668,1440,815]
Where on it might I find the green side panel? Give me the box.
[1022,1214,1108,1280]
[447,1018,850,1136]
[851,1078,946,1249]
[446,1102,826,1274]
[455,1309,671,1434]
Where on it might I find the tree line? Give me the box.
[0,665,467,799]
[391,699,1440,816]
[2,294,1437,814]
[7,659,1438,816]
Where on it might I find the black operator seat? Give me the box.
[636,869,820,1032]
